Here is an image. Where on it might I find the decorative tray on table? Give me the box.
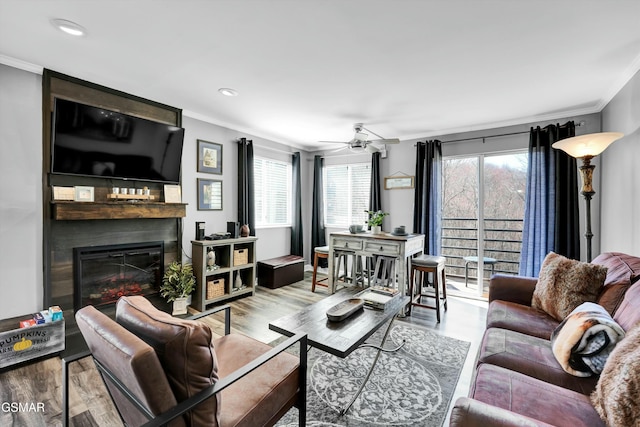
[326,298,365,322]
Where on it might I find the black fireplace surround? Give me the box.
[73,241,164,311]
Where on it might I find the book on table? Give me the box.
[357,286,401,310]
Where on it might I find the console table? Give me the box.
[328,231,425,295]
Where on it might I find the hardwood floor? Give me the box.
[0,273,488,426]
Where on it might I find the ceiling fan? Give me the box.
[320,123,400,153]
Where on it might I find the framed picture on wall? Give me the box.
[197,140,223,174]
[198,178,223,210]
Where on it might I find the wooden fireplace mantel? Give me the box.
[51,201,187,220]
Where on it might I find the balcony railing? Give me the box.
[441,217,523,283]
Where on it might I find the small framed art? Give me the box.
[164,184,182,203]
[74,186,95,202]
[197,140,223,174]
[198,178,223,210]
[384,176,415,190]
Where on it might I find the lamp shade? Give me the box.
[552,132,624,158]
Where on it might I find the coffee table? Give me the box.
[269,287,410,414]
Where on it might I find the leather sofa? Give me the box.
[450,252,640,426]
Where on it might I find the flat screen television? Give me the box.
[51,98,185,183]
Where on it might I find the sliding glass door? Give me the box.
[442,151,527,297]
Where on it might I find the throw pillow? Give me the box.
[532,252,607,321]
[591,323,640,426]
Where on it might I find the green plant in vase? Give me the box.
[365,210,389,233]
[161,261,195,314]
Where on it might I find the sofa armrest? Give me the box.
[488,274,538,306]
[450,397,555,427]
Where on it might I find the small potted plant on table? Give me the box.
[365,210,389,234]
[160,261,195,315]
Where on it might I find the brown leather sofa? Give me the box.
[450,252,640,426]
[69,296,307,427]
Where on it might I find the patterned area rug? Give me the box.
[274,321,470,427]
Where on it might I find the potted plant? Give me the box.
[365,210,389,234]
[160,261,195,315]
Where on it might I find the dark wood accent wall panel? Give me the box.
[41,69,184,312]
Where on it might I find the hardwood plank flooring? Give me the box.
[0,272,487,426]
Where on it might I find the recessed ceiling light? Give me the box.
[50,19,86,37]
[218,88,239,97]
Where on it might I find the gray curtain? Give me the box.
[519,122,578,275]
[237,138,255,236]
[311,155,327,267]
[413,140,442,254]
[290,152,303,256]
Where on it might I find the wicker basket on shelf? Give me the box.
[233,249,249,266]
[206,278,225,299]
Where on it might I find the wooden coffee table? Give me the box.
[269,287,410,414]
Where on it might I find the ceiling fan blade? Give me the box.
[319,140,349,144]
[369,138,400,144]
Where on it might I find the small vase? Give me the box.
[240,224,250,237]
[371,225,382,234]
[234,272,243,290]
[172,297,188,315]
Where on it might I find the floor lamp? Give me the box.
[552,132,624,262]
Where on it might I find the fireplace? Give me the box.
[73,241,164,311]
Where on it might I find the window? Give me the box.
[324,163,371,227]
[253,157,292,227]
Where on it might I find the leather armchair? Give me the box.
[63,297,307,427]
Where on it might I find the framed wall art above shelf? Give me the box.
[384,172,415,190]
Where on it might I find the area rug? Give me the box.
[273,321,470,427]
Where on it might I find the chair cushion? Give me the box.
[471,363,604,427]
[214,334,301,427]
[116,296,220,427]
[532,252,607,321]
[76,305,184,427]
[478,327,598,395]
[591,322,640,426]
[411,255,446,268]
[486,300,559,340]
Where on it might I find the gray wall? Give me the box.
[0,64,43,318]
[601,69,640,255]
[181,115,313,263]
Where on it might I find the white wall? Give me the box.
[0,64,43,318]
[601,69,640,255]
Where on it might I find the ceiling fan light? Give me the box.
[51,19,86,37]
[218,88,239,97]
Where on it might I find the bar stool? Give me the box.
[334,250,365,285]
[371,255,397,288]
[312,246,330,292]
[463,256,497,287]
[409,255,447,322]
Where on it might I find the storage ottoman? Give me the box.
[257,255,305,288]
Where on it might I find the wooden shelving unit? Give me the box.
[191,237,258,311]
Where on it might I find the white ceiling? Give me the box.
[2,1,640,150]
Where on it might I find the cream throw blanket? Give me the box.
[550,302,625,377]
